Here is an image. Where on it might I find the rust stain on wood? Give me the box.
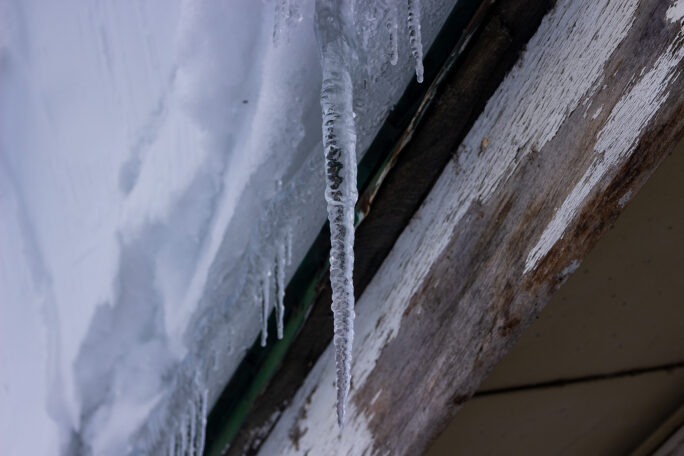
[288,384,317,452]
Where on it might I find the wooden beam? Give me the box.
[632,403,684,456]
[654,424,684,456]
[256,0,684,454]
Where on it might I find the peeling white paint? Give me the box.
[560,259,581,278]
[618,189,633,208]
[257,353,375,455]
[257,0,652,454]
[591,105,604,120]
[668,0,684,22]
[455,0,639,206]
[526,22,684,273]
[370,388,383,405]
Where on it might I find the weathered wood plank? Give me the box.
[257,0,684,454]
[654,424,684,456]
[633,403,684,456]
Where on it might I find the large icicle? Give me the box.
[407,0,424,82]
[314,0,358,427]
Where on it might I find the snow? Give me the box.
[273,0,302,46]
[0,0,454,454]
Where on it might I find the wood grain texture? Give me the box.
[257,0,684,454]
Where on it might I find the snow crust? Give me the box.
[0,0,454,454]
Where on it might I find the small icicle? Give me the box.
[196,389,208,456]
[315,0,358,427]
[275,241,286,339]
[179,417,188,455]
[285,226,293,266]
[168,434,176,456]
[260,269,270,347]
[386,5,399,65]
[407,0,424,82]
[189,400,197,456]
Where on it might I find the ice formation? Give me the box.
[315,0,359,427]
[261,269,271,347]
[286,226,293,267]
[386,3,400,66]
[408,0,425,82]
[311,0,426,427]
[276,241,287,339]
[255,227,293,347]
[164,384,207,456]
